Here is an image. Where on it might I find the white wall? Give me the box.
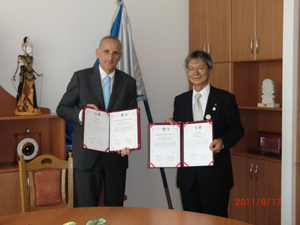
[281,0,299,224]
[0,0,189,210]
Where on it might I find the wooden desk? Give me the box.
[0,207,252,225]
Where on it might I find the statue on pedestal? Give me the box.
[11,37,43,115]
[257,78,280,108]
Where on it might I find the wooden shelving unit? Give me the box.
[0,86,66,216]
[189,0,283,224]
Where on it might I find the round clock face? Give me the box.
[17,138,39,160]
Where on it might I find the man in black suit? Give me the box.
[57,36,137,207]
[165,50,244,217]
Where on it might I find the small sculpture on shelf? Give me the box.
[11,36,43,116]
[257,78,280,108]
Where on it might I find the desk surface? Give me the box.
[0,207,252,225]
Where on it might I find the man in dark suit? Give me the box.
[165,50,244,217]
[57,36,137,207]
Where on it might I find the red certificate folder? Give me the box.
[149,120,214,168]
[82,107,141,152]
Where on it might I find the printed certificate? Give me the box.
[182,121,214,167]
[82,107,140,152]
[109,109,140,151]
[149,123,181,167]
[148,120,214,168]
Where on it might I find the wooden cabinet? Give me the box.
[209,63,231,92]
[229,54,282,225]
[189,0,231,63]
[230,60,282,225]
[0,86,66,216]
[231,60,282,154]
[0,114,66,167]
[189,0,284,224]
[230,154,281,225]
[231,0,283,61]
[0,172,21,216]
[229,61,282,225]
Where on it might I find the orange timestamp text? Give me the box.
[235,198,281,206]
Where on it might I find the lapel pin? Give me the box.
[212,107,216,111]
[206,114,211,120]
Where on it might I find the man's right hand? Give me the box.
[164,117,176,125]
[86,104,99,111]
[82,104,99,119]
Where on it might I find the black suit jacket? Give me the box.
[57,66,137,171]
[173,85,244,193]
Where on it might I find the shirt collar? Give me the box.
[193,83,210,101]
[99,65,115,81]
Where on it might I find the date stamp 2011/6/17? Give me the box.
[236,198,281,206]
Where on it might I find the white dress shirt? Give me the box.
[79,66,116,123]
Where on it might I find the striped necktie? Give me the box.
[193,92,203,121]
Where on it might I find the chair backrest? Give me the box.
[18,153,73,213]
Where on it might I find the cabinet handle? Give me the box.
[208,42,211,55]
[256,36,259,54]
[250,37,254,54]
[249,164,253,180]
[204,43,207,52]
[255,165,258,180]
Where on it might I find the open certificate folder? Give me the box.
[82,107,141,152]
[149,120,214,168]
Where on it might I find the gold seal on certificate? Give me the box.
[149,120,214,168]
[82,107,141,152]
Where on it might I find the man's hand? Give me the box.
[82,104,99,119]
[86,104,99,111]
[209,138,223,153]
[164,117,176,125]
[117,147,131,157]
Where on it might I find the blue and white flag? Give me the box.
[95,0,147,101]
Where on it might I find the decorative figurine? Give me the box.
[257,78,280,108]
[11,37,43,115]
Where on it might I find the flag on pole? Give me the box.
[94,0,147,101]
[93,0,173,209]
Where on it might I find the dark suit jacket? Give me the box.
[57,66,137,171]
[173,85,244,193]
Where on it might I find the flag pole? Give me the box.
[110,0,174,209]
[142,98,174,209]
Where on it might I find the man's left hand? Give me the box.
[209,139,223,153]
[117,147,131,157]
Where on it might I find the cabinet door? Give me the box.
[231,0,256,62]
[255,159,281,225]
[210,63,231,93]
[207,0,231,63]
[189,0,208,52]
[256,0,283,60]
[0,172,21,216]
[230,155,255,224]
